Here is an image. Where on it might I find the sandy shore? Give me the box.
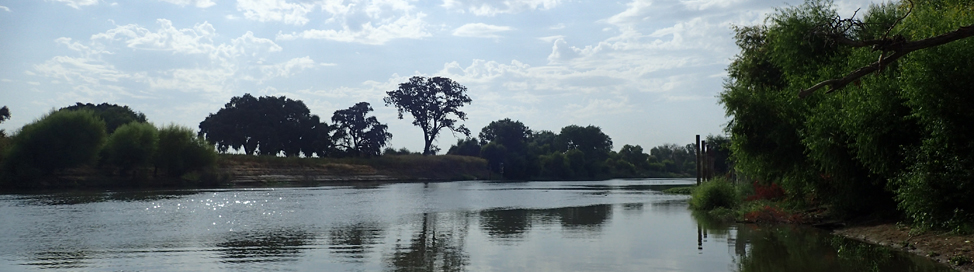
[834,224,974,271]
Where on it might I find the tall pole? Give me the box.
[696,135,701,186]
[701,140,708,182]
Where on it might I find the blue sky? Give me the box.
[0,0,876,153]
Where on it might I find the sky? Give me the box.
[0,0,879,153]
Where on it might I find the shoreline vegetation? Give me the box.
[675,178,974,271]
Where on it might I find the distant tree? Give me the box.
[478,119,534,179]
[618,144,650,170]
[479,118,532,151]
[557,125,613,159]
[104,122,158,175]
[1,110,106,184]
[0,106,10,137]
[60,103,147,134]
[331,102,392,157]
[384,76,472,155]
[0,106,9,124]
[199,94,330,157]
[447,138,481,157]
[155,124,217,177]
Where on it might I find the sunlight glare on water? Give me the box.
[0,179,954,271]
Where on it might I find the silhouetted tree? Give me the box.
[331,102,392,157]
[0,106,10,137]
[199,94,330,157]
[1,110,106,184]
[60,103,147,134]
[384,76,472,155]
[446,138,481,157]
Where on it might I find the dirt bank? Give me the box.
[834,224,974,271]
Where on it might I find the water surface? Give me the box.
[0,179,953,271]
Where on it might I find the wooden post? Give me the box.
[701,140,708,182]
[696,135,701,186]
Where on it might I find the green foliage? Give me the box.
[690,179,740,211]
[446,138,481,157]
[60,102,147,134]
[331,102,392,157]
[2,110,107,184]
[662,186,695,195]
[104,122,158,174]
[155,124,216,177]
[384,76,472,155]
[199,94,330,157]
[721,0,974,228]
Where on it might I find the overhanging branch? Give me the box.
[799,24,974,98]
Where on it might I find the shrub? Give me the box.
[104,122,158,174]
[690,179,740,210]
[2,110,106,184]
[154,125,216,177]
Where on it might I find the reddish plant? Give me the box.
[745,181,785,201]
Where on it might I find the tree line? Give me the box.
[0,103,216,188]
[443,118,714,180]
[721,0,974,231]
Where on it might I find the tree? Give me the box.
[384,76,472,155]
[557,125,612,159]
[447,138,481,157]
[618,144,650,170]
[60,103,147,134]
[721,0,974,228]
[331,102,392,157]
[0,106,9,124]
[479,118,532,151]
[155,124,217,177]
[199,94,330,157]
[1,110,106,184]
[478,119,533,179]
[104,122,158,175]
[0,106,9,137]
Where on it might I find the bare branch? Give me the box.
[800,24,974,98]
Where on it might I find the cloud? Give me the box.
[442,0,562,16]
[53,0,99,9]
[235,0,314,25]
[92,19,282,61]
[452,23,512,38]
[260,56,316,80]
[159,0,216,8]
[276,13,429,45]
[0,5,10,12]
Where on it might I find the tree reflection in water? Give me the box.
[691,212,954,272]
[327,222,384,262]
[387,213,470,272]
[216,228,314,263]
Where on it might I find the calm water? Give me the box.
[0,179,953,271]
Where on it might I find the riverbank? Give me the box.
[834,224,974,271]
[218,154,492,186]
[0,154,493,191]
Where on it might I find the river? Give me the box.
[0,179,954,271]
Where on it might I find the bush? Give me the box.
[155,125,216,177]
[2,110,106,184]
[690,179,740,210]
[104,122,158,174]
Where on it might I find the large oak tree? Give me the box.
[384,76,472,155]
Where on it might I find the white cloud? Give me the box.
[53,0,99,9]
[92,20,282,61]
[442,0,562,16]
[452,23,512,38]
[236,0,314,25]
[277,13,429,45]
[260,56,316,79]
[159,0,216,8]
[0,5,10,12]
